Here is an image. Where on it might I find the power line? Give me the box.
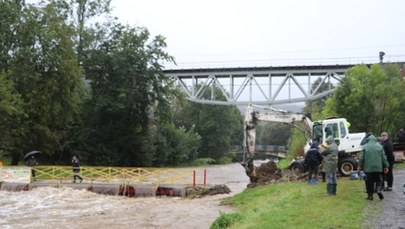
[173,44,405,57]
[164,54,405,69]
[167,54,405,65]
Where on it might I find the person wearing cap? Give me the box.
[358,135,389,200]
[321,136,338,195]
[380,132,394,191]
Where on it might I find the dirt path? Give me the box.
[375,169,405,228]
[363,169,405,229]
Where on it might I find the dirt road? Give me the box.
[375,169,405,228]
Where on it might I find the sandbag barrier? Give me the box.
[0,181,188,197]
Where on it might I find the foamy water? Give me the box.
[0,163,249,229]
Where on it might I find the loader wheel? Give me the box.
[338,158,358,176]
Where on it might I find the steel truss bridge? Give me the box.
[165,64,352,106]
[165,63,404,106]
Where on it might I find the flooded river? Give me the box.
[0,163,249,229]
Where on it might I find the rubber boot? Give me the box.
[326,184,333,196]
[307,179,311,185]
[312,179,318,185]
[332,184,337,195]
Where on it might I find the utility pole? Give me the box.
[379,51,385,63]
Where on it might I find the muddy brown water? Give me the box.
[0,163,249,229]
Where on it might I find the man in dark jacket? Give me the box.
[358,135,389,200]
[72,156,83,183]
[396,128,405,143]
[321,136,338,195]
[25,155,38,179]
[305,143,323,185]
[380,132,394,191]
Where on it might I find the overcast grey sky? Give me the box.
[111,0,405,68]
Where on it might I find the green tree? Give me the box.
[6,3,82,163]
[151,87,202,166]
[177,86,243,161]
[0,73,25,163]
[78,23,174,166]
[47,0,113,64]
[0,0,23,71]
[288,76,333,159]
[256,122,291,146]
[152,123,201,166]
[323,64,405,135]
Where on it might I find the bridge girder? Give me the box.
[164,65,352,106]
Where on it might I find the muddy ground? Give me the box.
[363,169,405,229]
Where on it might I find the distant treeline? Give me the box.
[0,0,245,166]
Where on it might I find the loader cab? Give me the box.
[312,118,351,151]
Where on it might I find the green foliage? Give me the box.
[0,0,214,167]
[287,128,306,158]
[0,1,83,164]
[288,75,337,159]
[176,86,243,161]
[256,122,291,146]
[194,103,242,160]
[153,124,201,166]
[193,158,216,166]
[216,155,234,164]
[0,1,23,70]
[210,213,243,229]
[76,21,175,166]
[222,178,368,228]
[277,159,291,169]
[0,73,25,159]
[394,162,405,170]
[323,64,405,135]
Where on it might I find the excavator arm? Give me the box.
[242,104,313,182]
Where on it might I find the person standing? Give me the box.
[25,155,38,180]
[396,128,405,143]
[72,156,83,183]
[305,143,323,185]
[380,132,394,191]
[358,135,389,200]
[321,136,338,195]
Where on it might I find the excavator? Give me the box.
[242,104,365,182]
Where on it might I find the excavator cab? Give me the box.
[310,118,363,175]
[312,119,352,149]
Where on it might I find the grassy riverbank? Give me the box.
[212,178,368,229]
[394,162,405,169]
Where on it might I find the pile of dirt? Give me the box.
[247,161,283,188]
[186,185,232,199]
[246,161,306,188]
